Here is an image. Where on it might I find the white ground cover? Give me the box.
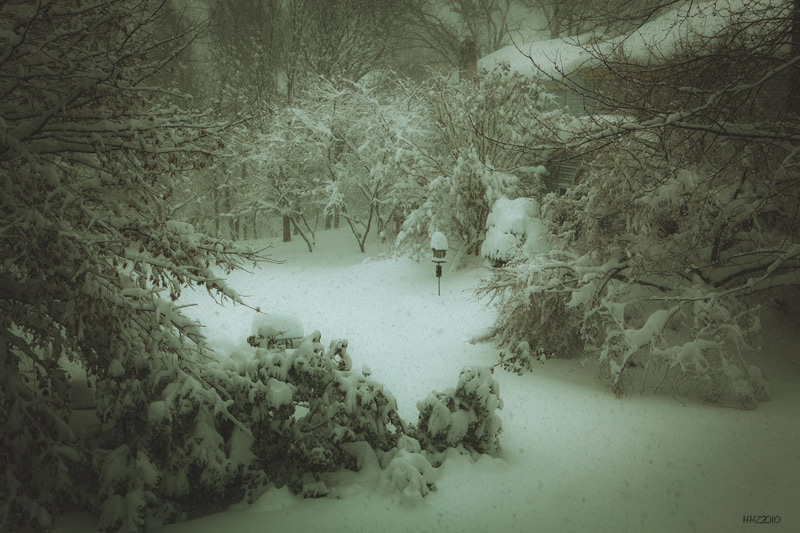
[57,228,800,533]
[480,0,779,79]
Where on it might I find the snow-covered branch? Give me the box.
[0,3,276,529]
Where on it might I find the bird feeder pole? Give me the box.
[431,232,448,296]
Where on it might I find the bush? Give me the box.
[478,131,782,409]
[0,356,80,532]
[396,65,556,267]
[88,332,410,529]
[415,366,503,458]
[4,335,502,531]
[379,436,438,503]
[475,0,798,409]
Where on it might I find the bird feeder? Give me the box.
[431,232,448,260]
[431,232,448,295]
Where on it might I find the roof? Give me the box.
[478,0,785,80]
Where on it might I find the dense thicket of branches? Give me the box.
[192,65,560,259]
[181,0,412,243]
[242,77,424,253]
[397,0,519,69]
[209,0,405,107]
[0,1,264,529]
[479,0,799,408]
[0,4,512,530]
[397,65,557,266]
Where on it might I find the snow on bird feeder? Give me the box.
[431,232,448,261]
[431,232,448,295]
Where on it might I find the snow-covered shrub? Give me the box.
[249,314,305,349]
[257,338,406,489]
[87,329,411,529]
[0,355,81,532]
[6,319,504,531]
[478,252,585,360]
[481,197,550,266]
[379,436,438,503]
[415,367,503,458]
[479,127,788,408]
[327,339,353,371]
[476,0,800,408]
[396,65,559,267]
[246,76,424,253]
[0,1,268,529]
[497,340,548,375]
[93,351,240,529]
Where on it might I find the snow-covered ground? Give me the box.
[58,227,800,533]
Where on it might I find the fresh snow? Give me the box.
[482,197,549,262]
[252,313,304,344]
[480,0,783,80]
[430,231,449,252]
[57,227,800,533]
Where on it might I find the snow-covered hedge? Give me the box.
[415,367,503,457]
[2,327,504,531]
[478,130,785,409]
[90,332,406,529]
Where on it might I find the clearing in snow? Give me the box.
[58,228,800,533]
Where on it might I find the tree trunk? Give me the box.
[791,0,800,116]
[292,218,314,252]
[459,38,477,82]
[213,189,221,237]
[224,186,233,240]
[239,162,247,240]
[283,215,292,242]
